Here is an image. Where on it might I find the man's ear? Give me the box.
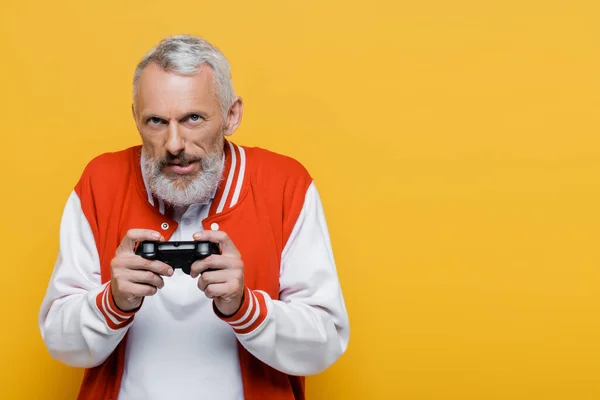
[223,97,244,137]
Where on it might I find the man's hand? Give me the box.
[110,229,173,312]
[190,230,245,317]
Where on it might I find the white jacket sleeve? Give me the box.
[216,182,350,376]
[38,190,135,368]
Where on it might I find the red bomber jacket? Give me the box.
[38,139,350,400]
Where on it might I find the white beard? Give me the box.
[142,143,224,208]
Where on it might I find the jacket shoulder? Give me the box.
[242,145,314,242]
[74,146,139,197]
[243,145,313,185]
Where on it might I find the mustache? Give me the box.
[158,152,203,167]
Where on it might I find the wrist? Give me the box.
[113,294,143,313]
[214,287,269,335]
[95,283,138,330]
[214,289,245,318]
[110,283,142,313]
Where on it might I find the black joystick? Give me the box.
[135,241,221,275]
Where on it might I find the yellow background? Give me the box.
[1,0,599,399]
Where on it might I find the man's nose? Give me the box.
[165,121,185,155]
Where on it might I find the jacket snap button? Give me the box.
[210,223,219,231]
[161,222,169,230]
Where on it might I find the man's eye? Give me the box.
[189,114,201,122]
[149,117,161,125]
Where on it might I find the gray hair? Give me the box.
[132,35,236,118]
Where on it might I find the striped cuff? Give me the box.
[215,287,268,335]
[95,282,137,330]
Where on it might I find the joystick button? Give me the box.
[143,242,155,253]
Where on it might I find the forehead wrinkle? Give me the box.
[141,63,215,91]
[137,65,220,120]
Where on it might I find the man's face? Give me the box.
[132,62,242,206]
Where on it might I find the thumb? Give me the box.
[117,229,164,255]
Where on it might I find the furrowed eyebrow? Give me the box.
[141,113,166,121]
[180,111,209,120]
[140,111,209,122]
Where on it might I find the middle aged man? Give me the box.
[38,35,350,400]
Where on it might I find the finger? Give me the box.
[116,229,165,255]
[202,282,238,299]
[190,255,242,278]
[192,230,240,257]
[119,281,160,297]
[197,269,230,292]
[113,255,173,276]
[127,269,166,289]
